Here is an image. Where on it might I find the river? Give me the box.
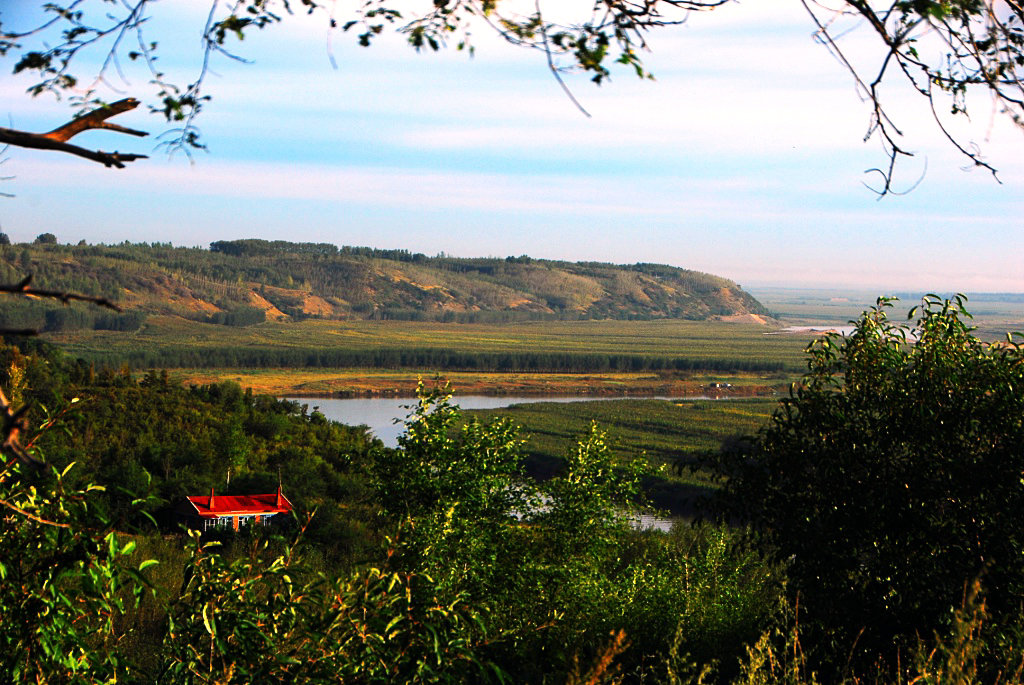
[284,394,700,448]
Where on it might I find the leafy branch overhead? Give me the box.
[2,1,1023,191]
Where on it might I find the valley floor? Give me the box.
[167,368,793,398]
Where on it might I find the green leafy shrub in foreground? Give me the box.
[159,531,499,684]
[370,384,783,681]
[0,459,154,683]
[714,296,1024,675]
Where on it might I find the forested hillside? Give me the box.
[0,239,768,331]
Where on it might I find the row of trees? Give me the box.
[83,345,788,374]
[0,299,146,333]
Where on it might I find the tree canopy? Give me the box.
[712,295,1024,671]
[2,1,1023,193]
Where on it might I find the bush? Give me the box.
[714,296,1024,672]
[0,459,155,683]
[160,532,501,684]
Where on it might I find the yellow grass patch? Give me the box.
[167,368,786,398]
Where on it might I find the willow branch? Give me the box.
[0,496,71,528]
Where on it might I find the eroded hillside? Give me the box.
[0,240,770,330]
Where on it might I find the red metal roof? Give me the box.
[186,487,292,519]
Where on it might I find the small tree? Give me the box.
[370,382,529,596]
[715,296,1024,671]
[33,232,57,245]
[537,422,647,560]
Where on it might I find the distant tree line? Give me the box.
[78,346,788,374]
[211,239,436,264]
[196,305,267,327]
[0,300,146,333]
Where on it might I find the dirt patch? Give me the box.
[247,291,287,320]
[717,313,769,324]
[301,295,336,317]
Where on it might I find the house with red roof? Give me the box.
[179,486,293,532]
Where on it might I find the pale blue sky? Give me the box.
[2,1,1023,291]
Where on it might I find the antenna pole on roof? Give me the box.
[226,467,231,487]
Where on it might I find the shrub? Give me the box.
[714,296,1024,672]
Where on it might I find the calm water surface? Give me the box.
[285,395,697,448]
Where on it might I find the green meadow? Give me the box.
[467,398,777,469]
[48,315,812,378]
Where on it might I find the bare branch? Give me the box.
[536,1,592,118]
[0,275,122,311]
[0,98,148,167]
[0,272,120,466]
[44,97,148,141]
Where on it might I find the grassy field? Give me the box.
[465,397,778,515]
[47,290,1024,396]
[50,315,809,363]
[467,397,777,466]
[52,316,813,394]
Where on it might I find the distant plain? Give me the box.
[46,287,1024,397]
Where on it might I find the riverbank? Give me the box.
[168,368,793,398]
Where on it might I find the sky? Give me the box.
[2,1,1023,292]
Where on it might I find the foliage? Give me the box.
[371,382,530,597]
[728,579,1024,685]
[467,398,777,513]
[536,422,647,558]
[714,295,1024,672]
[373,384,783,681]
[160,531,501,684]
[0,456,156,683]
[0,341,787,683]
[0,342,380,565]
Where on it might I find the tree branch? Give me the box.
[0,387,38,468]
[0,98,148,168]
[0,275,122,311]
[0,273,121,466]
[44,97,148,141]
